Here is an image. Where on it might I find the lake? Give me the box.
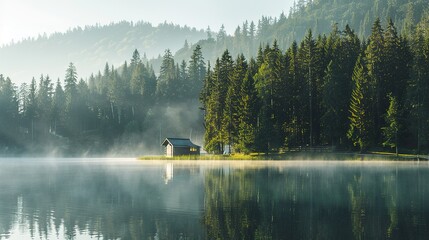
[0,159,428,240]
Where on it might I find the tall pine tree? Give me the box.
[348,56,372,152]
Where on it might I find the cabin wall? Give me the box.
[173,147,190,156]
[166,144,173,157]
[163,141,201,157]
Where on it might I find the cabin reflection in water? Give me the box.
[163,163,174,184]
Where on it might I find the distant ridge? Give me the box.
[0,21,206,83]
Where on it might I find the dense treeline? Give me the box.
[0,46,206,155]
[201,18,429,154]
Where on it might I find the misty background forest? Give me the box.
[1,0,429,155]
[0,46,206,155]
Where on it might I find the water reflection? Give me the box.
[0,161,205,239]
[0,160,428,239]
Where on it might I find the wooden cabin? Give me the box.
[162,138,201,157]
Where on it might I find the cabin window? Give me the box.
[190,147,197,152]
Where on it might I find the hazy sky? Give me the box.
[0,0,294,46]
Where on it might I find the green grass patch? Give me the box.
[139,154,258,160]
[138,152,356,161]
[138,151,427,161]
[368,151,421,159]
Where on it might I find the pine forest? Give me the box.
[1,1,429,156]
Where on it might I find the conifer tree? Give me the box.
[77,78,92,131]
[382,95,400,155]
[108,67,126,124]
[383,19,401,99]
[18,83,28,118]
[64,63,80,136]
[200,62,212,109]
[52,79,65,135]
[0,76,18,145]
[88,74,96,93]
[131,61,145,95]
[130,49,142,70]
[156,49,177,104]
[284,41,304,147]
[201,62,216,151]
[204,60,223,153]
[178,60,189,99]
[217,51,234,150]
[254,42,285,152]
[223,54,247,152]
[202,51,235,153]
[322,61,342,145]
[302,29,317,147]
[407,28,429,153]
[188,45,206,98]
[25,77,38,142]
[36,74,53,136]
[249,21,256,54]
[237,59,259,154]
[142,64,157,107]
[322,25,360,147]
[365,18,385,145]
[64,62,78,98]
[348,56,372,152]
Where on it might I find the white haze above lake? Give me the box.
[0,0,294,46]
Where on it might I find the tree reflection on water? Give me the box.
[0,161,427,239]
[203,164,429,240]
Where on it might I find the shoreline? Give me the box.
[139,152,429,161]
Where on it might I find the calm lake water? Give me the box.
[0,159,428,240]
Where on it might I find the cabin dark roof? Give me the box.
[162,138,200,148]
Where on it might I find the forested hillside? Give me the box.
[0,21,206,84]
[174,0,429,68]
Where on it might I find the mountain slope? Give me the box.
[0,21,206,83]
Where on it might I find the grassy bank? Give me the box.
[139,151,428,161]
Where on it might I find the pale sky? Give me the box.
[0,0,294,46]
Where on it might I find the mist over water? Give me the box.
[0,159,428,239]
[0,99,205,158]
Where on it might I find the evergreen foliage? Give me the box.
[347,56,372,152]
[382,95,400,155]
[199,20,429,154]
